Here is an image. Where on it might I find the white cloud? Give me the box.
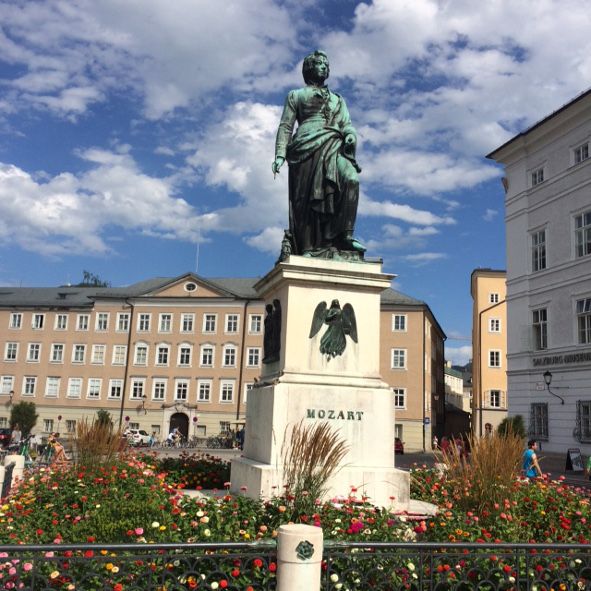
[446,345,472,367]
[483,208,498,222]
[245,226,284,255]
[0,152,208,257]
[403,252,447,265]
[362,195,455,226]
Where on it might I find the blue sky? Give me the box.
[1,0,591,366]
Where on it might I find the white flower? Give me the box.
[407,563,415,572]
[204,529,211,537]
[211,583,219,590]
[330,574,339,583]
[151,522,160,528]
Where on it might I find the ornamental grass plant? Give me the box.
[74,417,124,468]
[281,420,349,519]
[436,431,524,514]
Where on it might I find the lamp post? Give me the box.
[141,395,147,415]
[8,390,14,405]
[57,415,62,434]
[543,370,565,405]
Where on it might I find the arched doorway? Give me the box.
[169,413,189,439]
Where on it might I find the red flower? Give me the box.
[253,558,263,569]
[113,584,123,591]
[231,569,240,577]
[84,550,94,558]
[269,562,277,572]
[219,581,228,589]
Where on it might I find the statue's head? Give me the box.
[302,50,329,85]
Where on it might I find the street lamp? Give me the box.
[57,415,62,433]
[543,371,565,405]
[140,394,147,415]
[8,390,14,405]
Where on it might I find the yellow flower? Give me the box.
[159,525,166,531]
[50,571,60,579]
[111,566,119,574]
[106,563,113,571]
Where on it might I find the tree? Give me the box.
[96,409,113,428]
[10,402,38,437]
[497,414,526,439]
[75,270,111,288]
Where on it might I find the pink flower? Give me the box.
[135,527,144,535]
[23,563,33,572]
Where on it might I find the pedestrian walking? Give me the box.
[522,439,543,480]
[585,454,591,481]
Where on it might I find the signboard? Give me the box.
[423,417,431,425]
[565,448,584,472]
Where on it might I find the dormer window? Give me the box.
[184,282,197,292]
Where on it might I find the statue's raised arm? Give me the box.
[273,50,365,259]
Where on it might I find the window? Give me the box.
[96,312,109,331]
[198,380,212,402]
[200,345,213,367]
[5,342,18,361]
[223,345,237,367]
[43,419,54,433]
[247,347,261,367]
[392,314,407,332]
[87,378,102,398]
[220,421,231,433]
[249,314,262,333]
[65,420,77,434]
[575,400,591,442]
[391,349,407,369]
[178,344,193,367]
[244,383,253,403]
[52,314,67,330]
[225,314,239,333]
[576,298,591,344]
[134,343,148,365]
[156,344,170,366]
[51,344,64,363]
[489,350,501,367]
[531,229,547,272]
[130,378,145,400]
[487,390,505,408]
[574,142,589,164]
[117,313,130,332]
[22,376,36,396]
[175,379,189,401]
[91,344,106,364]
[112,345,127,365]
[77,314,89,331]
[575,210,591,258]
[220,380,234,403]
[153,380,167,401]
[45,377,60,398]
[159,314,172,333]
[1,376,14,394]
[531,167,544,186]
[108,379,123,399]
[72,344,86,364]
[181,313,194,333]
[9,313,22,329]
[67,378,82,398]
[138,313,151,332]
[32,313,45,329]
[27,343,41,362]
[532,308,548,350]
[184,282,197,292]
[393,388,406,409]
[489,318,501,333]
[203,314,217,333]
[530,403,549,441]
[489,293,500,304]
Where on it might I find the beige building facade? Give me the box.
[471,269,508,436]
[0,273,445,451]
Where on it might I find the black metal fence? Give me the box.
[0,541,589,590]
[323,542,591,590]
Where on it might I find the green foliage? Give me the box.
[75,270,110,287]
[9,401,38,437]
[497,414,526,438]
[148,451,230,489]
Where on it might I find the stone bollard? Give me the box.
[0,465,4,495]
[5,454,25,486]
[276,523,323,591]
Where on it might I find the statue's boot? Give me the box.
[342,235,366,253]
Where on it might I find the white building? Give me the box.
[488,89,591,454]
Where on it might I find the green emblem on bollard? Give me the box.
[295,540,314,560]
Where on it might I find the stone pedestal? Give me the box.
[231,256,410,510]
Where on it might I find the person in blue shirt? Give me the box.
[522,439,543,479]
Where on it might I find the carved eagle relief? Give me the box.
[309,299,358,359]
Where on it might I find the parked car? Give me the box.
[394,437,404,455]
[0,428,10,448]
[125,429,151,446]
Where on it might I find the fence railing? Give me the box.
[0,541,589,590]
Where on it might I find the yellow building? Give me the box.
[471,269,507,436]
[0,272,445,450]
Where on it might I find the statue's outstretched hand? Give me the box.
[272,157,285,178]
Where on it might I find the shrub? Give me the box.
[9,401,38,437]
[497,414,526,438]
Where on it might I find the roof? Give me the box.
[444,366,464,379]
[486,86,591,160]
[380,287,424,306]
